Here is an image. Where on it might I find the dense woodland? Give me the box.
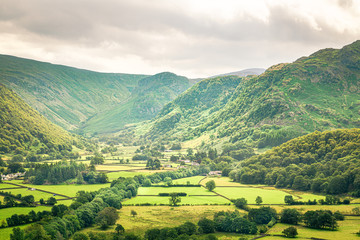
[229,129,360,196]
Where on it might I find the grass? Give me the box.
[10,183,111,198]
[1,188,64,201]
[107,171,151,181]
[266,216,360,240]
[201,177,265,187]
[137,187,216,196]
[0,183,20,189]
[0,206,51,221]
[0,224,29,240]
[80,205,240,236]
[171,176,205,185]
[95,165,145,171]
[123,195,231,205]
[214,187,294,204]
[262,203,360,215]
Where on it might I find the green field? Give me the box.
[9,183,111,198]
[1,188,64,201]
[172,176,205,185]
[138,187,216,196]
[80,205,242,237]
[0,183,20,189]
[123,195,231,205]
[266,216,360,240]
[107,171,151,181]
[0,224,29,240]
[201,177,265,187]
[95,164,145,171]
[266,203,360,215]
[214,187,294,204]
[0,206,51,221]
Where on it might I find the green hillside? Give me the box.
[229,128,360,196]
[140,75,242,140]
[137,40,360,149]
[0,84,75,155]
[0,54,146,132]
[0,55,191,135]
[80,72,191,134]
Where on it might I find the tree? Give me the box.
[115,224,125,235]
[303,210,338,230]
[46,197,57,206]
[198,218,215,234]
[206,180,216,191]
[282,226,298,238]
[280,209,302,225]
[164,177,173,186]
[95,207,119,229]
[76,171,85,184]
[10,227,24,240]
[234,198,247,209]
[24,224,51,240]
[248,207,277,224]
[284,195,294,205]
[72,232,89,240]
[169,193,181,206]
[131,210,138,217]
[256,196,263,205]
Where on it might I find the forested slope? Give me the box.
[138,40,360,149]
[229,129,360,196]
[0,84,76,155]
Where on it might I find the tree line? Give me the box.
[229,129,360,196]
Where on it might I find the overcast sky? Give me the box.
[1,0,360,78]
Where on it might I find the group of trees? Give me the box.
[0,191,35,208]
[24,161,108,185]
[280,208,343,230]
[229,129,360,196]
[10,176,140,239]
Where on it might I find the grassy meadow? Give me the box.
[265,216,360,240]
[0,206,51,221]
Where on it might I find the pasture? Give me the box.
[80,205,241,236]
[214,187,294,204]
[1,187,64,201]
[106,171,151,181]
[0,183,19,189]
[264,203,360,215]
[171,176,205,185]
[0,224,29,240]
[123,195,231,205]
[138,186,216,196]
[0,206,51,221]
[201,177,265,187]
[266,216,360,240]
[11,183,111,198]
[95,164,145,171]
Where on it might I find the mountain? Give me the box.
[0,84,75,155]
[211,68,266,78]
[80,72,191,134]
[136,40,360,149]
[0,55,191,135]
[229,128,360,195]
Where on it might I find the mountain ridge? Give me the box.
[133,40,360,150]
[0,55,191,135]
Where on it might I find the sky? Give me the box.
[0,0,360,78]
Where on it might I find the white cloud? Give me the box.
[0,0,359,77]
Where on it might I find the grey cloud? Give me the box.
[0,0,359,77]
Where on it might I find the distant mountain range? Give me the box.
[135,40,360,149]
[0,55,192,135]
[211,68,266,78]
